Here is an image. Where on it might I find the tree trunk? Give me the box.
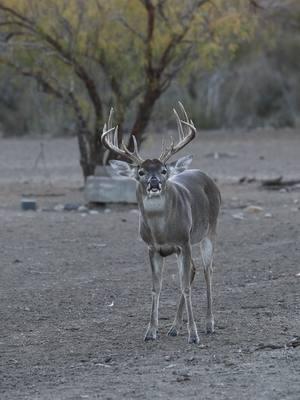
[129,85,161,149]
[76,125,107,181]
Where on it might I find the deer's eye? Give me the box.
[161,169,167,175]
[138,170,145,177]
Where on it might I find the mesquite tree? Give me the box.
[0,0,254,179]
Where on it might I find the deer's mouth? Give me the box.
[147,182,162,196]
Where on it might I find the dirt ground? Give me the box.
[0,130,299,400]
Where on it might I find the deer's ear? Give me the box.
[168,155,193,176]
[109,160,136,178]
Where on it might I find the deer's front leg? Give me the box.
[144,248,164,341]
[178,245,199,344]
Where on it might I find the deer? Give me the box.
[101,102,221,344]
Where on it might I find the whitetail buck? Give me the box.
[101,103,221,344]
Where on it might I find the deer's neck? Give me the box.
[137,184,177,246]
[142,193,166,214]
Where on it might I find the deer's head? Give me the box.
[101,102,196,197]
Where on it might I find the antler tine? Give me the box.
[159,138,166,161]
[159,102,196,163]
[132,135,139,155]
[178,102,194,138]
[113,125,119,147]
[173,108,184,141]
[178,101,189,123]
[132,135,144,162]
[108,107,114,130]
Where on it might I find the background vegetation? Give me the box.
[0,0,299,178]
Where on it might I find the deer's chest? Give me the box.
[146,214,167,241]
[141,197,169,244]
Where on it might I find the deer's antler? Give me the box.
[101,108,144,165]
[159,102,196,163]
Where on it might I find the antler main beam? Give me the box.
[159,102,196,163]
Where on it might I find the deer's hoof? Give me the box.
[144,327,158,341]
[167,326,179,337]
[188,333,200,344]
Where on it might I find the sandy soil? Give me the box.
[0,130,299,399]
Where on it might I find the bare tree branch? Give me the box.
[117,16,146,43]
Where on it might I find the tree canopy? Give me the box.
[0,0,255,178]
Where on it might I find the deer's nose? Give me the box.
[149,176,160,188]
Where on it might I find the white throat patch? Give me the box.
[143,194,165,213]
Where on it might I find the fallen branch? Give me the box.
[261,177,300,188]
[254,337,300,351]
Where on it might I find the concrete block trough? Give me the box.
[85,175,137,204]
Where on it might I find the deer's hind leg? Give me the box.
[200,237,215,334]
[167,259,196,337]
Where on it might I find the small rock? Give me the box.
[264,213,273,218]
[95,363,111,368]
[244,205,264,213]
[54,204,64,212]
[205,152,237,159]
[78,205,88,212]
[104,208,111,213]
[65,326,80,331]
[232,212,245,220]
[224,360,235,367]
[104,356,112,363]
[64,203,80,211]
[186,356,194,362]
[176,373,191,382]
[165,364,177,369]
[89,210,99,215]
[286,336,300,348]
[165,356,171,361]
